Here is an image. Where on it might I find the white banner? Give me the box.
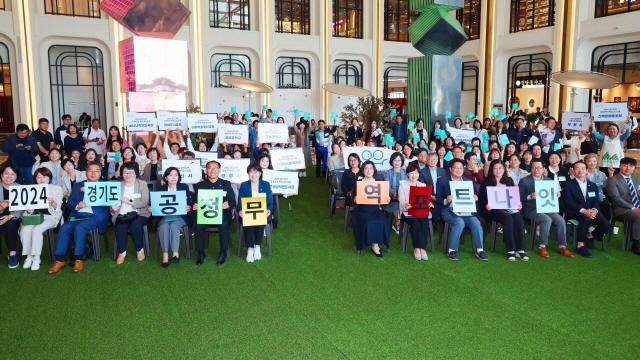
[258,123,289,144]
[7,184,49,211]
[593,102,628,122]
[561,112,591,130]
[193,151,219,169]
[217,124,249,144]
[218,158,250,184]
[125,112,157,132]
[187,113,219,133]
[262,169,299,195]
[270,148,306,170]
[448,128,476,143]
[162,159,202,184]
[157,111,188,130]
[342,146,396,171]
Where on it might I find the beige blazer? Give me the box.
[110,178,151,223]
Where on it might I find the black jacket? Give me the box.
[194,177,236,221]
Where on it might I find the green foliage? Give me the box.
[340,96,389,129]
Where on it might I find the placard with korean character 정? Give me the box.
[355,181,390,205]
[241,197,268,227]
[197,189,224,225]
[150,191,187,216]
[408,185,432,218]
[83,182,121,207]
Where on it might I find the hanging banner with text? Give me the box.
[342,146,396,171]
[125,112,157,132]
[157,111,188,130]
[258,123,289,144]
[217,158,251,184]
[162,159,202,184]
[187,113,219,133]
[592,102,628,122]
[217,124,249,144]
[270,148,306,170]
[561,112,591,130]
[262,169,299,196]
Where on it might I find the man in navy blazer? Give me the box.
[563,161,610,257]
[418,152,446,221]
[49,162,111,273]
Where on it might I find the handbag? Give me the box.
[22,214,44,225]
[116,211,138,224]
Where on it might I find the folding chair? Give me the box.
[399,217,434,253]
[154,225,192,259]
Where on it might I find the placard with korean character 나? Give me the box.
[486,186,521,210]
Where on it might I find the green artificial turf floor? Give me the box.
[1,173,640,359]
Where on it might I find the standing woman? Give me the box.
[106,125,127,151]
[295,121,312,171]
[479,160,528,261]
[398,162,431,260]
[31,148,63,185]
[366,120,383,147]
[110,162,150,264]
[352,161,391,256]
[0,165,24,268]
[62,124,85,156]
[592,121,631,174]
[141,148,162,182]
[19,167,64,270]
[237,164,273,263]
[157,167,193,268]
[102,140,122,180]
[341,153,361,207]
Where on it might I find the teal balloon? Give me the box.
[466,112,475,120]
[230,106,237,113]
[272,110,279,118]
[490,108,499,117]
[303,112,311,120]
[390,108,397,117]
[445,111,452,119]
[512,103,518,111]
[329,112,337,119]
[293,108,300,117]
[499,113,507,121]
[244,111,251,118]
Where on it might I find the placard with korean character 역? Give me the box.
[355,181,390,205]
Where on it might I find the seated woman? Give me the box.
[59,158,86,196]
[0,165,25,269]
[102,139,123,180]
[20,167,64,271]
[341,153,361,207]
[351,161,391,257]
[237,164,273,263]
[157,167,193,268]
[506,154,529,185]
[141,148,162,182]
[77,148,98,172]
[327,143,344,172]
[479,160,528,261]
[31,148,63,185]
[110,162,150,264]
[398,162,432,261]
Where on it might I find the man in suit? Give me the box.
[519,158,573,258]
[48,162,111,273]
[507,116,533,145]
[565,161,610,257]
[419,152,446,221]
[345,119,363,146]
[192,160,237,266]
[606,157,640,255]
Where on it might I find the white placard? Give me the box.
[162,159,202,184]
[270,148,306,170]
[7,184,49,211]
[592,102,628,122]
[193,151,219,169]
[449,181,477,213]
[258,123,289,144]
[157,111,188,130]
[217,124,249,144]
[217,158,251,184]
[448,128,476,143]
[187,113,219,133]
[561,112,591,131]
[262,169,299,195]
[342,146,397,171]
[125,112,157,132]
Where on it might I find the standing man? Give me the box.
[54,114,73,149]
[390,115,407,144]
[193,160,236,266]
[31,118,55,161]
[345,119,363,146]
[314,120,335,178]
[606,157,640,255]
[82,118,107,155]
[2,124,38,184]
[260,109,274,123]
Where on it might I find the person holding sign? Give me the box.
[156,167,193,268]
[193,161,236,266]
[592,121,631,172]
[0,165,25,268]
[398,162,432,260]
[565,161,610,257]
[110,162,150,265]
[352,161,391,257]
[237,164,273,263]
[436,159,487,261]
[48,162,110,274]
[20,167,64,271]
[315,120,337,178]
[479,160,528,261]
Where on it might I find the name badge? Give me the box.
[558,176,566,182]
[588,191,596,198]
[257,192,267,198]
[222,191,227,197]
[131,193,142,199]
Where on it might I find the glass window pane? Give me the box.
[210,0,250,30]
[44,0,101,18]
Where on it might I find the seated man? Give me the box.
[606,157,640,255]
[48,162,110,273]
[436,159,487,261]
[565,161,610,257]
[193,160,236,266]
[519,158,573,258]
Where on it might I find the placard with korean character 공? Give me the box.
[241,197,268,227]
[150,191,187,216]
[197,189,224,225]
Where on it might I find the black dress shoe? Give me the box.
[196,253,205,266]
[170,256,180,264]
[370,248,383,258]
[161,262,170,268]
[576,246,592,258]
[216,254,227,266]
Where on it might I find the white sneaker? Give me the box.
[22,256,33,269]
[421,253,429,261]
[254,246,262,261]
[246,247,255,263]
[31,257,41,271]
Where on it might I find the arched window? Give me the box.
[510,0,555,33]
[506,53,552,110]
[44,0,101,18]
[276,0,310,34]
[333,0,362,38]
[209,0,250,30]
[456,1,481,40]
[0,42,14,133]
[211,53,251,88]
[276,57,311,89]
[462,61,479,116]
[333,59,363,88]
[48,45,106,131]
[384,0,416,42]
[590,41,640,105]
[595,0,640,17]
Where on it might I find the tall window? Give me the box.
[385,0,416,42]
[48,45,106,130]
[0,42,14,133]
[44,0,101,18]
[276,57,311,89]
[506,53,552,109]
[333,59,363,88]
[383,62,408,110]
[595,0,640,17]
[510,0,554,33]
[276,0,310,34]
[209,0,250,30]
[333,0,363,38]
[590,41,640,104]
[456,1,481,40]
[211,53,251,88]
[462,61,479,116]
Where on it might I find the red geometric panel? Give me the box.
[100,0,190,39]
[100,0,137,23]
[118,38,136,93]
